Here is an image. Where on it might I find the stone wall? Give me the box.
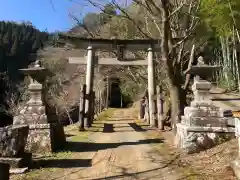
[25,123,66,154]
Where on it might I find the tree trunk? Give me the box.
[160,0,187,134]
[169,73,186,134]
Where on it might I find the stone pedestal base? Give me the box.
[175,123,235,154]
[232,158,240,179]
[25,123,66,153]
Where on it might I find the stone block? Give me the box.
[0,162,10,180]
[182,116,228,127]
[235,118,240,137]
[13,105,47,125]
[184,106,221,117]
[190,100,214,107]
[0,125,29,157]
[25,123,66,153]
[227,118,235,127]
[192,81,212,91]
[0,153,32,168]
[175,123,234,154]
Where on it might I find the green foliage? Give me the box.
[200,0,240,36]
[72,3,117,37]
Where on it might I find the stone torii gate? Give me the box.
[58,35,160,127]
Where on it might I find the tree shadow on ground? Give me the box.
[128,123,146,132]
[65,134,75,137]
[33,159,92,169]
[114,125,149,128]
[63,138,163,153]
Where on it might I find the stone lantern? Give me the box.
[175,57,234,154]
[13,60,51,125]
[13,60,66,154]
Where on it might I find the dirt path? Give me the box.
[12,108,183,180]
[12,89,240,180]
[57,109,181,180]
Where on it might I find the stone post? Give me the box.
[85,46,95,128]
[106,76,109,109]
[147,47,157,127]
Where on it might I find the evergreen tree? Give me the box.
[0,21,50,120]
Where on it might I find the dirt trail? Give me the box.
[54,109,181,180]
[12,89,240,180]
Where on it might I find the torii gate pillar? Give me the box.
[147,47,157,127]
[85,46,94,127]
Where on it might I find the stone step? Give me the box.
[184,106,221,117]
[177,123,235,133]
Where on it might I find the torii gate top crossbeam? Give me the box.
[57,34,162,51]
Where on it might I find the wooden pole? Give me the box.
[0,162,10,180]
[144,96,149,122]
[97,90,100,114]
[79,84,86,131]
[157,85,164,130]
[99,90,102,113]
[139,96,145,120]
[106,76,109,109]
[147,47,157,127]
[120,93,123,108]
[109,78,112,107]
[90,91,95,125]
[85,46,95,128]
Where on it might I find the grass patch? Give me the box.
[135,119,148,126]
[63,108,116,143]
[95,108,115,122]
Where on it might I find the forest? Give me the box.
[0,21,49,125]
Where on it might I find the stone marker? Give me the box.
[175,57,235,154]
[0,125,30,174]
[0,125,29,157]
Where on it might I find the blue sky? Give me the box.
[0,0,101,32]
